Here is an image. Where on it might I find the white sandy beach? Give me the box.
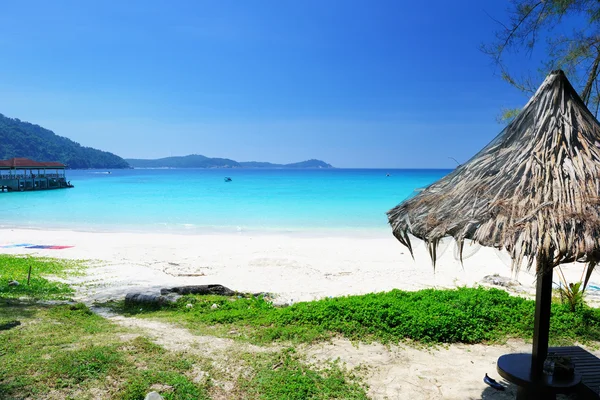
[2,227,599,304]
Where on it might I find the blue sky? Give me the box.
[0,1,544,168]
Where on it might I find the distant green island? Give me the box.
[126,155,333,169]
[0,114,129,169]
[0,113,332,170]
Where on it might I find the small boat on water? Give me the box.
[224,177,232,182]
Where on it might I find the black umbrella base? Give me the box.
[515,386,566,400]
[497,353,581,399]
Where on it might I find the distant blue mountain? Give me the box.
[126,155,333,169]
[126,154,239,168]
[240,159,333,169]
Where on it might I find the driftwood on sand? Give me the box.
[124,292,182,306]
[126,285,239,306]
[160,284,236,296]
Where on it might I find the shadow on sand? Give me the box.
[480,383,578,399]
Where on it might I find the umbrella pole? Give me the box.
[531,256,554,379]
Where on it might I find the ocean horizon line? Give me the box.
[70,167,455,171]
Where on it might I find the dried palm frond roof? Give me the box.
[387,70,600,272]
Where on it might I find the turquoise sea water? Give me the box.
[0,169,451,235]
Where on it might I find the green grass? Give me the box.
[120,287,600,346]
[0,254,86,301]
[238,348,368,400]
[51,345,122,385]
[1,301,368,399]
[0,303,212,399]
[117,337,210,400]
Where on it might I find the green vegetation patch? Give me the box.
[238,349,368,400]
[118,337,209,400]
[0,303,211,399]
[123,287,600,345]
[0,113,130,169]
[121,369,207,400]
[50,345,122,386]
[0,303,117,397]
[0,254,85,300]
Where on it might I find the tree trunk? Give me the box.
[581,51,600,105]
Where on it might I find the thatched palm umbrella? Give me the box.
[388,70,598,392]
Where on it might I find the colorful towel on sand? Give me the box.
[0,243,73,250]
[25,245,73,250]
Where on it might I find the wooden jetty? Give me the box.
[0,158,73,192]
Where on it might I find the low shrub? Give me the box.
[128,287,600,345]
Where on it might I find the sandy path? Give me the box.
[96,309,599,400]
[95,307,272,357]
[96,307,526,399]
[95,308,279,397]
